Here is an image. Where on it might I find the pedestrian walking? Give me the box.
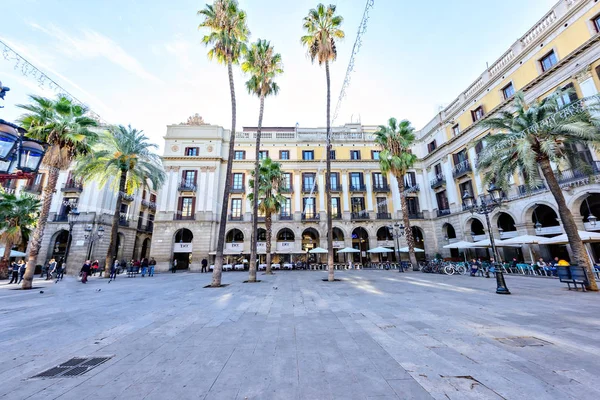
[127,259,134,277]
[8,261,19,284]
[201,258,208,273]
[91,260,99,276]
[133,259,141,274]
[141,258,148,277]
[55,258,64,282]
[80,260,91,284]
[109,259,118,282]
[149,257,156,277]
[172,259,177,273]
[46,259,56,280]
[17,260,26,284]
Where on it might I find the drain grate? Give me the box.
[32,356,112,379]
[495,336,552,347]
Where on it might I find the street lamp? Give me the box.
[389,223,405,272]
[585,195,597,227]
[462,184,511,295]
[85,225,105,260]
[0,122,46,179]
[64,208,80,265]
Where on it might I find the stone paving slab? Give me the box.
[1,271,599,399]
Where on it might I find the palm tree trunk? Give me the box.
[21,167,59,289]
[539,157,598,291]
[397,177,418,270]
[249,95,265,283]
[265,213,273,274]
[0,241,13,279]
[325,61,334,282]
[212,57,237,287]
[105,170,127,277]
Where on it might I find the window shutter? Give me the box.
[191,198,196,215]
[178,197,183,214]
[193,170,197,185]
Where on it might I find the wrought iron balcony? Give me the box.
[373,184,390,193]
[279,185,293,193]
[349,184,367,192]
[61,180,83,193]
[121,193,134,202]
[436,209,451,217]
[230,186,245,194]
[555,161,600,185]
[228,214,243,221]
[141,199,157,210]
[452,160,472,179]
[329,184,342,192]
[516,184,546,197]
[332,213,342,220]
[174,214,195,221]
[405,183,420,194]
[54,214,68,222]
[302,184,318,193]
[351,211,370,220]
[376,212,391,220]
[430,174,445,189]
[119,217,130,227]
[301,213,320,221]
[408,212,424,219]
[178,183,196,192]
[279,213,293,221]
[24,183,43,194]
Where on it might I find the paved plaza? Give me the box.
[1,271,599,400]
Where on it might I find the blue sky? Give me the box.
[1,0,557,146]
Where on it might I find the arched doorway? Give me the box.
[532,204,566,261]
[580,193,600,261]
[496,212,520,261]
[376,226,393,241]
[470,219,485,238]
[302,228,319,263]
[51,230,70,262]
[256,228,267,263]
[173,228,193,270]
[442,223,458,258]
[411,226,424,249]
[352,227,369,264]
[331,227,345,262]
[276,228,295,263]
[376,226,396,261]
[141,238,150,260]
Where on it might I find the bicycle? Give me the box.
[443,262,467,276]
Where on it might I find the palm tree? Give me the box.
[17,95,97,289]
[73,125,165,277]
[477,91,600,291]
[374,118,419,270]
[198,0,249,287]
[241,39,283,282]
[248,158,285,275]
[301,3,344,282]
[0,192,40,279]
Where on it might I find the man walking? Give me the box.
[46,259,56,280]
[149,257,156,277]
[8,261,19,284]
[201,258,208,273]
[141,258,148,277]
[109,260,118,282]
[80,260,91,284]
[172,259,177,273]
[17,260,26,284]
[54,258,64,282]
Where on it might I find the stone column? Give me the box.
[206,167,216,216]
[294,170,301,220]
[197,167,208,212]
[444,155,458,205]
[365,172,374,212]
[341,169,350,213]
[468,147,483,195]
[389,174,400,217]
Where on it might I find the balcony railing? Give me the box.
[280,185,293,193]
[61,180,83,193]
[230,186,245,194]
[178,183,196,192]
[119,218,130,227]
[332,213,342,220]
[174,214,195,221]
[121,194,134,202]
[329,184,342,192]
[555,161,600,185]
[376,212,391,220]
[301,213,320,221]
[351,211,370,220]
[437,209,451,217]
[430,175,445,189]
[405,183,420,193]
[349,184,367,192]
[373,184,390,193]
[302,184,318,193]
[408,212,424,219]
[452,160,472,179]
[54,214,68,222]
[229,214,243,221]
[24,183,43,194]
[279,213,293,221]
[516,184,546,196]
[141,199,157,210]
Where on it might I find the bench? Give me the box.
[557,266,589,291]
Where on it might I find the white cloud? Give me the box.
[164,37,193,71]
[29,22,163,84]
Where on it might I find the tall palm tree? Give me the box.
[477,91,600,291]
[73,125,165,277]
[17,95,97,289]
[198,0,249,287]
[0,192,40,279]
[374,118,419,270]
[248,158,285,275]
[301,3,344,282]
[241,39,283,283]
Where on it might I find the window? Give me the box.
[427,140,437,153]
[350,150,361,160]
[502,82,515,100]
[230,198,242,218]
[59,198,78,218]
[556,83,579,107]
[258,150,269,160]
[351,197,365,213]
[282,173,292,190]
[376,197,388,214]
[182,170,197,187]
[407,197,420,215]
[452,125,460,136]
[405,171,416,187]
[436,191,449,210]
[232,173,244,190]
[302,173,315,189]
[185,147,199,156]
[350,172,363,189]
[331,197,341,217]
[147,213,154,230]
[150,193,156,203]
[540,51,558,72]
[234,150,246,160]
[475,141,484,156]
[179,197,195,219]
[471,106,484,122]
[330,150,336,160]
[279,150,290,160]
[595,15,600,33]
[459,180,474,199]
[372,172,386,188]
[281,198,291,216]
[371,150,380,160]
[330,172,340,190]
[303,197,316,217]
[302,150,314,160]
[453,149,469,166]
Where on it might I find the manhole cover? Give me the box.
[495,336,552,347]
[31,356,112,379]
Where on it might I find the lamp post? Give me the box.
[584,195,597,227]
[85,224,105,260]
[64,208,80,265]
[389,222,405,272]
[462,184,511,295]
